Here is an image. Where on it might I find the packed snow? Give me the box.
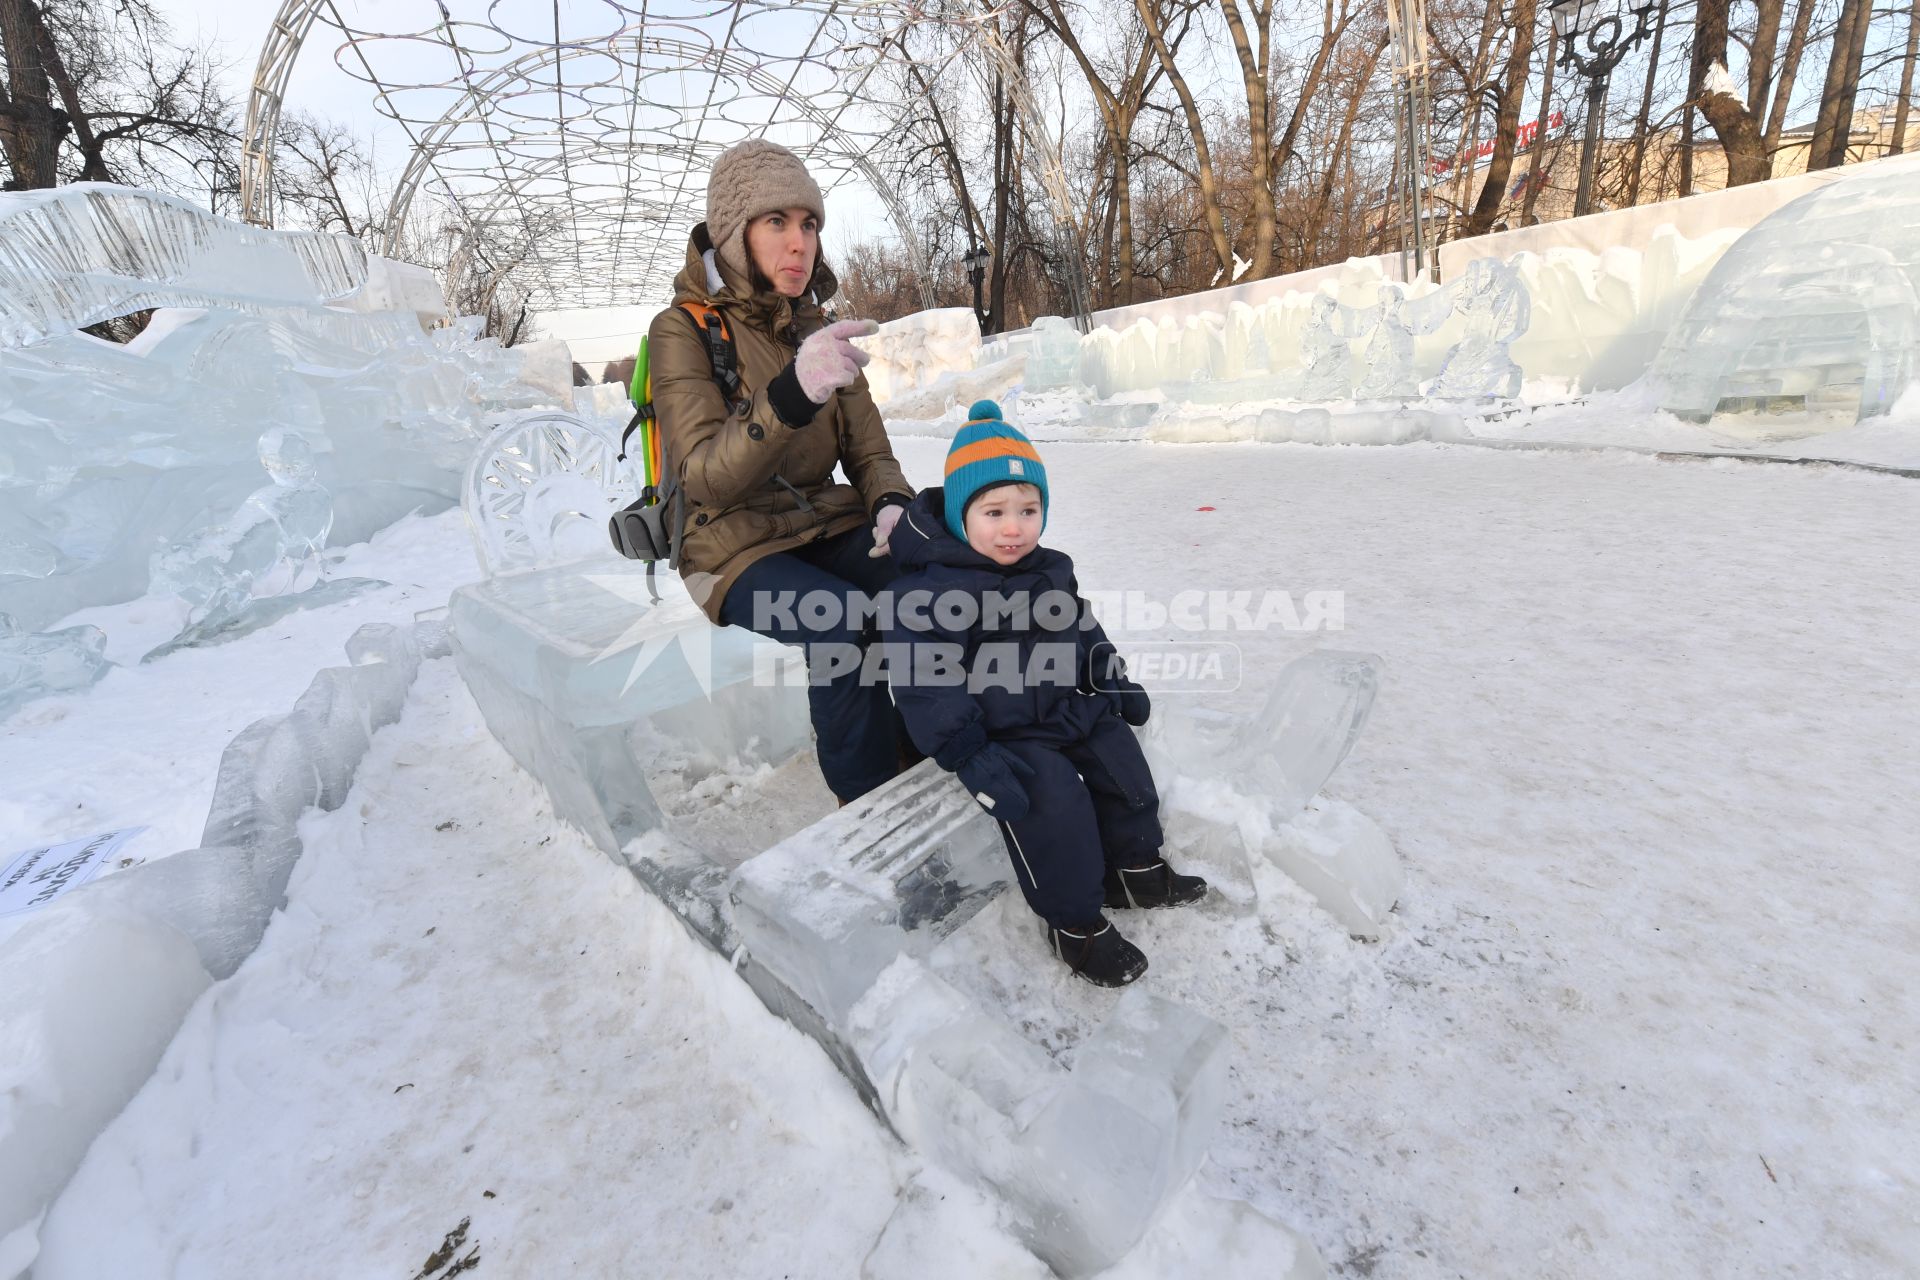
[7,428,1918,1276]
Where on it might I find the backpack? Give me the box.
[607,301,745,593]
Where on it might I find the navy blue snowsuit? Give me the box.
[883,488,1162,929]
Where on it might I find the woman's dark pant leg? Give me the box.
[791,525,924,769]
[718,537,897,802]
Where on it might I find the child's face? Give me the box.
[963,482,1044,565]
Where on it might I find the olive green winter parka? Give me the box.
[648,224,912,622]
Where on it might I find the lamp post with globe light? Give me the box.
[963,245,992,335]
[1546,0,1662,217]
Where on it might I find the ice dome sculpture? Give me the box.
[1652,154,1920,427]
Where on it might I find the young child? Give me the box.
[882,401,1206,987]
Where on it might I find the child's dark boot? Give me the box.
[1047,916,1148,987]
[1103,859,1209,910]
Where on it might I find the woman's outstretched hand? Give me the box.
[795,318,879,404]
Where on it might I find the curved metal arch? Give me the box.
[374,36,935,310]
[239,4,1080,319]
[239,0,329,227]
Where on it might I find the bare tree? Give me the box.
[1624,1,1671,204]
[1132,0,1236,277]
[1893,0,1920,154]
[1461,0,1538,236]
[1691,0,1772,185]
[1808,0,1873,169]
[0,0,235,199]
[1761,0,1818,160]
[1028,0,1167,304]
[271,112,385,240]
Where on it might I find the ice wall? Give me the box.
[1052,159,1920,407]
[858,307,980,403]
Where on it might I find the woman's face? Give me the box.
[744,206,820,298]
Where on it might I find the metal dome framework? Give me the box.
[240,1,980,312]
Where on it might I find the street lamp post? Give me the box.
[1546,0,1661,217]
[962,245,992,335]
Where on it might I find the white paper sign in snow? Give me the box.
[0,826,147,917]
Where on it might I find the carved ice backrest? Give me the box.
[463,412,639,575]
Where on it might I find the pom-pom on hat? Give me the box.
[705,139,826,282]
[943,400,1048,543]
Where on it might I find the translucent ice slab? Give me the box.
[728,762,1234,1274]
[851,959,1229,1277]
[447,561,811,860]
[728,761,1009,1028]
[0,899,211,1255]
[0,614,110,721]
[1141,649,1401,938]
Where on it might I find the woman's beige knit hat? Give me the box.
[705,139,825,280]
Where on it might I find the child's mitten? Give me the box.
[793,318,878,404]
[956,743,1035,821]
[1111,682,1152,727]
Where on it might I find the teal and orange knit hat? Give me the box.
[943,400,1048,542]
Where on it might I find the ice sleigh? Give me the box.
[446,419,1386,1272]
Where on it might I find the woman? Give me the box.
[648,138,916,805]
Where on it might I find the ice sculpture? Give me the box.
[0,613,111,720]
[1140,650,1402,939]
[1295,295,1361,400]
[145,428,382,658]
[1652,154,1920,426]
[464,412,640,575]
[1354,283,1454,400]
[856,307,983,405]
[1428,257,1531,401]
[0,183,367,347]
[850,960,1230,1277]
[1025,315,1086,391]
[0,185,555,634]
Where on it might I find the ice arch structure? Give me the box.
[1653,153,1920,424]
[239,2,1081,314]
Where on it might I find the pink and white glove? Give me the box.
[868,503,905,558]
[794,318,879,404]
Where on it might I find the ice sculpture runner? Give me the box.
[1141,649,1403,939]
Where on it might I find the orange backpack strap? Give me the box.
[676,300,742,407]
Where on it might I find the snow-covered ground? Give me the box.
[9,432,1919,1277]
